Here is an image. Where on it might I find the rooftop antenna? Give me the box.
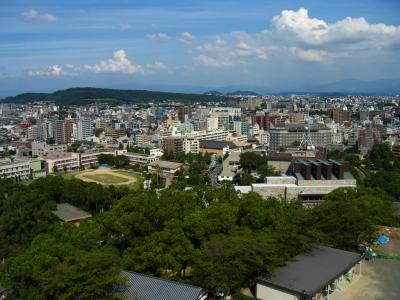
[298,104,315,151]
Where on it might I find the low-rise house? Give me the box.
[218,151,241,182]
[116,271,207,300]
[124,152,159,166]
[199,140,238,156]
[256,246,363,300]
[148,160,183,175]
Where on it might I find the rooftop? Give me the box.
[149,160,183,170]
[199,139,237,150]
[53,203,92,222]
[117,270,206,300]
[257,246,362,297]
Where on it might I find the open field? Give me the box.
[70,168,142,188]
[331,228,400,300]
[82,173,129,184]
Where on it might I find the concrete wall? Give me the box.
[266,176,296,184]
[256,284,299,300]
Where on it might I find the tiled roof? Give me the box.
[117,271,207,300]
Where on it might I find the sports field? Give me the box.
[73,168,140,187]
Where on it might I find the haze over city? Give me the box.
[1,0,400,96]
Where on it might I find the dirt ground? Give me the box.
[74,168,137,186]
[331,228,400,300]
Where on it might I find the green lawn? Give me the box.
[82,173,129,184]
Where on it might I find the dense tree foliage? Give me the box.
[327,149,362,167]
[30,176,128,214]
[239,152,265,172]
[313,188,398,250]
[0,188,57,258]
[365,142,396,170]
[97,154,115,166]
[1,224,123,300]
[1,143,400,298]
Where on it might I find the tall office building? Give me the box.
[251,112,270,131]
[76,118,93,140]
[328,107,351,124]
[54,119,66,145]
[177,106,192,123]
[269,124,332,151]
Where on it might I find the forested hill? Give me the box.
[1,87,230,105]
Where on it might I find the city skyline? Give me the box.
[1,0,400,96]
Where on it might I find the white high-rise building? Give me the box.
[76,119,93,141]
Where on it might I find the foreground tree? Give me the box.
[0,190,56,258]
[312,188,399,250]
[191,229,284,295]
[1,232,123,300]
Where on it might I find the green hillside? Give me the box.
[1,87,229,105]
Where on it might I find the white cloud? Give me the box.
[27,50,168,77]
[195,55,234,67]
[146,33,170,40]
[289,48,328,62]
[85,49,143,74]
[115,23,130,31]
[180,32,196,43]
[146,61,167,71]
[28,65,63,76]
[195,33,267,67]
[21,9,56,23]
[194,7,400,67]
[272,7,400,47]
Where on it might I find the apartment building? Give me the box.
[183,138,199,154]
[186,129,229,141]
[32,141,67,157]
[328,107,351,124]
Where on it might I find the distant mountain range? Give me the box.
[0,87,230,105]
[204,90,260,96]
[1,78,399,105]
[208,79,400,95]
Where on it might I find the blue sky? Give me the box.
[1,0,400,96]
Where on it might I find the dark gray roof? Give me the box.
[199,140,237,150]
[53,203,92,222]
[117,271,206,300]
[394,202,400,215]
[257,246,362,297]
[0,285,6,294]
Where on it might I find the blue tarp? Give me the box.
[99,164,109,169]
[376,235,390,245]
